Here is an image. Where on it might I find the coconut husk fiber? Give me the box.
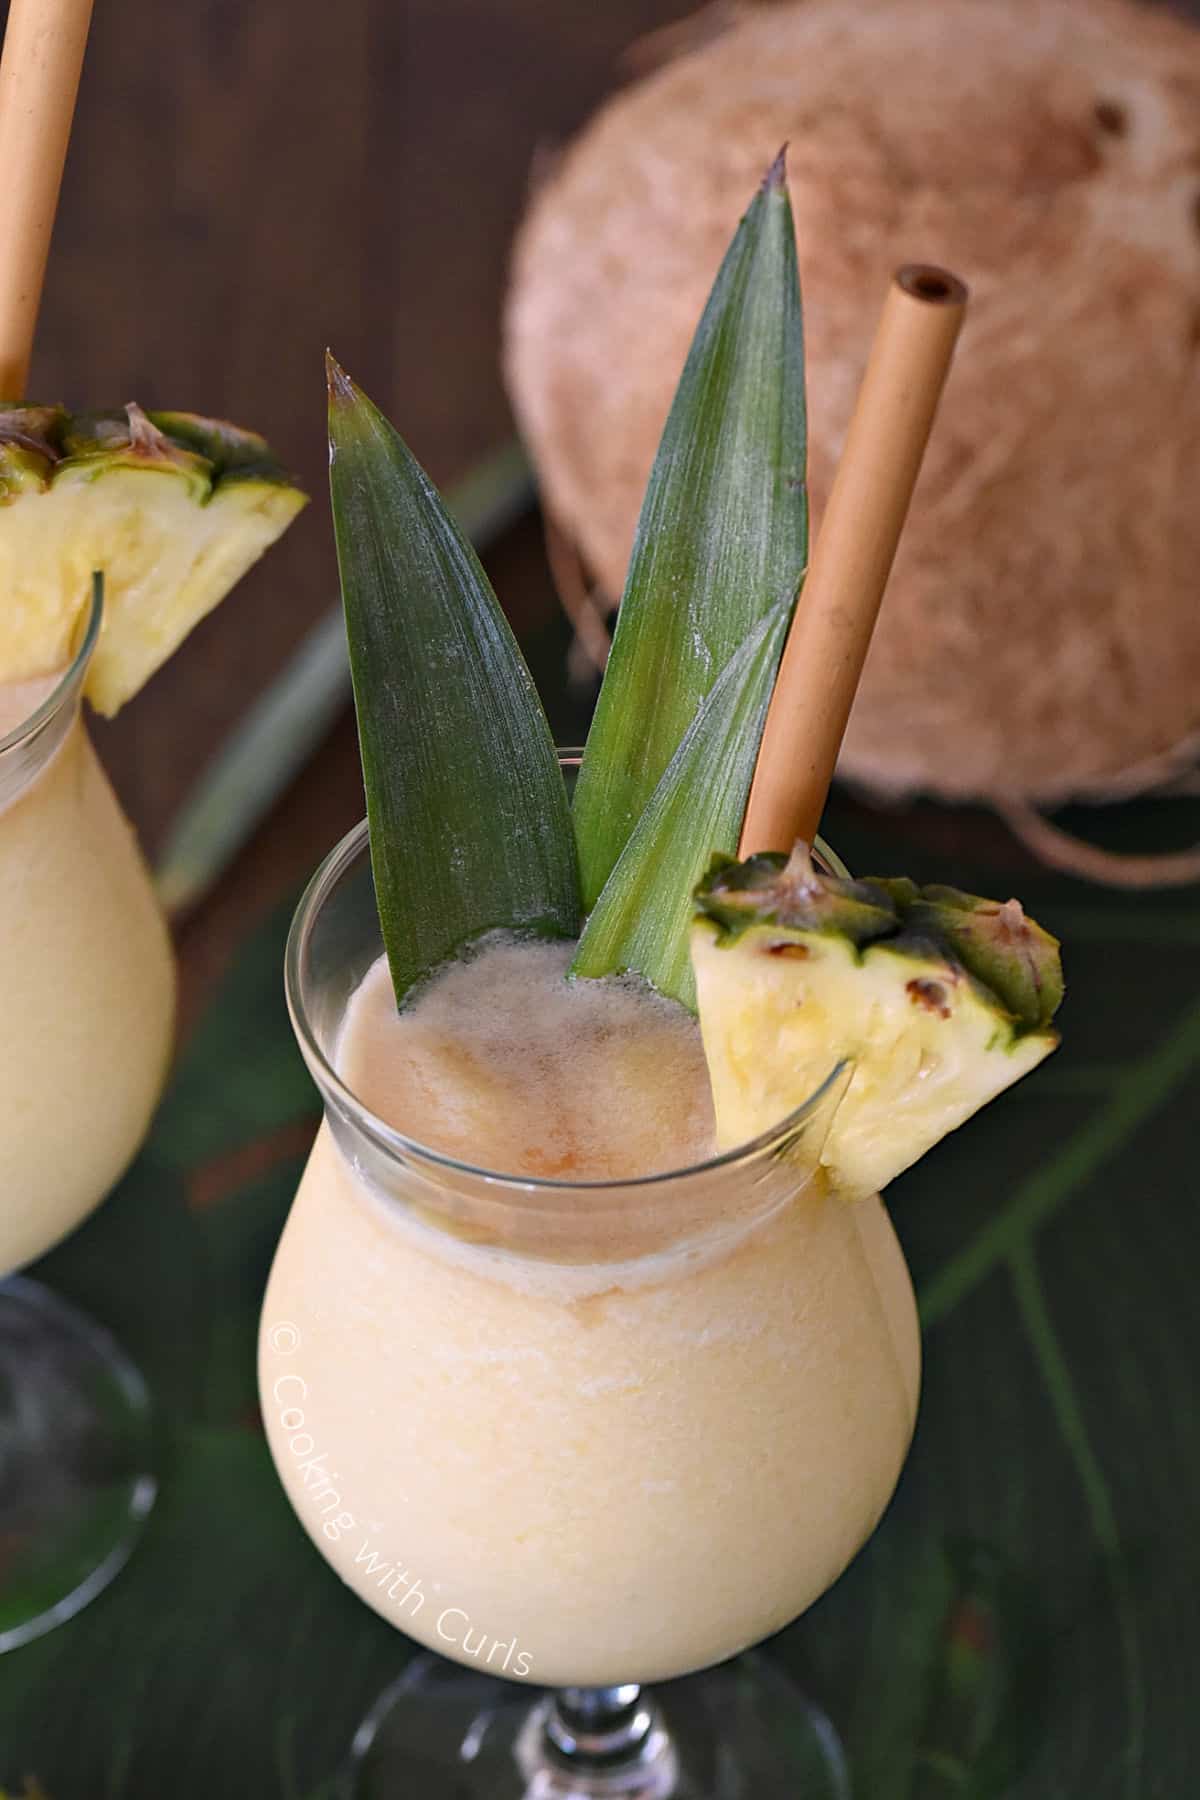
[504,0,1200,882]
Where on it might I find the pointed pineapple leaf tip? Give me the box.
[325,350,356,408]
[763,143,789,192]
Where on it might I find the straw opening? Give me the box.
[897,264,968,306]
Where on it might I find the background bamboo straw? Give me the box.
[0,0,95,399]
[739,264,967,857]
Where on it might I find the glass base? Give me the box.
[348,1652,850,1799]
[0,1276,156,1651]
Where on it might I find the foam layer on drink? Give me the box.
[338,936,717,1180]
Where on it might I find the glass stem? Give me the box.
[516,1681,680,1794]
[544,1686,657,1769]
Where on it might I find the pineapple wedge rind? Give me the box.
[904,885,1063,1030]
[696,848,900,945]
[692,847,1061,1200]
[0,402,306,714]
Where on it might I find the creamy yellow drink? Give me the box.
[0,405,302,1656]
[0,405,303,1281]
[0,663,175,1275]
[261,938,919,1689]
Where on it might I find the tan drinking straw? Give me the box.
[739,264,968,857]
[0,0,95,399]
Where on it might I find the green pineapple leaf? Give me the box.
[571,150,807,910]
[327,359,579,1004]
[571,597,792,1009]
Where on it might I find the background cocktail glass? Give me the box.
[259,758,920,1796]
[0,579,175,1650]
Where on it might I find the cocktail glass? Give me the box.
[0,580,175,1649]
[260,759,919,1796]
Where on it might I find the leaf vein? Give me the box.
[1007,1239,1145,1799]
[919,994,1200,1326]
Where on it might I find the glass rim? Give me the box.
[0,573,103,757]
[285,762,848,1197]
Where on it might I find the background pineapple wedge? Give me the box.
[0,403,306,713]
[691,846,1062,1199]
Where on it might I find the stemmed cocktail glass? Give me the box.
[259,778,920,1795]
[0,580,175,1649]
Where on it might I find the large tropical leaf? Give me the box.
[571,153,807,910]
[571,598,791,1009]
[328,360,579,1002]
[149,896,312,1171]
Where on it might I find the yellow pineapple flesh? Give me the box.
[0,403,306,713]
[691,847,1062,1199]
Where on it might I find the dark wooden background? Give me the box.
[7,0,697,1020]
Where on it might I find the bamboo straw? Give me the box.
[739,264,967,857]
[0,0,95,399]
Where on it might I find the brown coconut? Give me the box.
[504,0,1200,841]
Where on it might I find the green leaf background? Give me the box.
[5,777,1199,1795]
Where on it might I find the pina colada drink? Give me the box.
[261,165,1060,1791]
[0,403,303,1652]
[262,935,920,1688]
[0,665,174,1274]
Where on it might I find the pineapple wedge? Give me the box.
[0,403,306,713]
[691,846,1062,1199]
